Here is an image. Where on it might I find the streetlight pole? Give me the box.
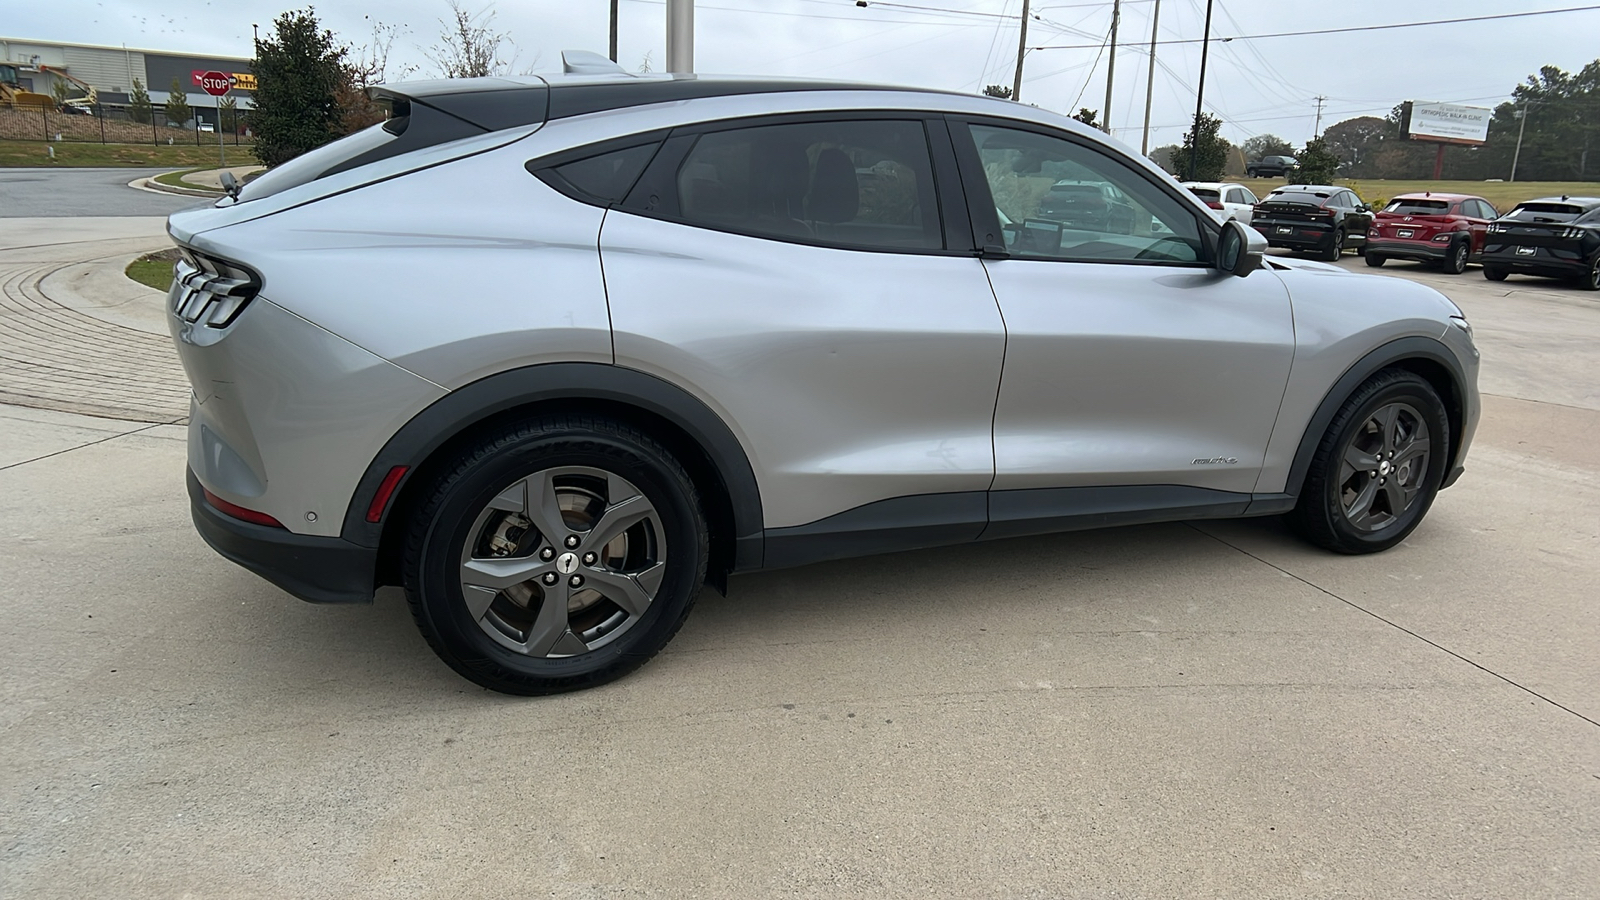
[666,0,694,74]
[1012,0,1031,102]
[1140,0,1161,155]
[1186,0,1215,180]
[1510,106,1528,182]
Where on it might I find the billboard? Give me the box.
[190,69,255,91]
[1401,101,1492,146]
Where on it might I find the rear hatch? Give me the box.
[1041,184,1109,222]
[1254,191,1334,236]
[1373,198,1453,242]
[1486,203,1590,262]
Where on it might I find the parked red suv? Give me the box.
[1364,193,1499,274]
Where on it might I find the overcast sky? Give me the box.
[12,0,1600,149]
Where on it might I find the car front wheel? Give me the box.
[403,416,708,694]
[1289,370,1449,554]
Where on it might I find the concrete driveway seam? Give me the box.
[1189,522,1600,730]
[0,418,182,473]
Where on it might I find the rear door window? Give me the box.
[666,119,943,251]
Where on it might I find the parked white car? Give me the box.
[1182,181,1258,225]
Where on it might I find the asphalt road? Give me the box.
[1,209,1597,897]
[0,167,206,217]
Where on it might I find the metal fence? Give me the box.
[0,103,250,147]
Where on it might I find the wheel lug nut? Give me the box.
[569,575,584,588]
[542,572,558,585]
[582,552,597,565]
[564,535,580,549]
[539,547,555,561]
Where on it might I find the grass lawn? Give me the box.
[0,139,254,168]
[150,168,222,193]
[1245,177,1600,211]
[125,253,177,291]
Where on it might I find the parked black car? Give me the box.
[1481,196,1600,290]
[1251,185,1374,262]
[1038,180,1137,233]
[1246,155,1298,178]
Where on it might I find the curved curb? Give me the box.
[130,175,219,198]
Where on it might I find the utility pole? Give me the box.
[1187,0,1215,180]
[1140,0,1161,155]
[1012,0,1031,102]
[666,0,694,74]
[1313,95,1327,137]
[1510,105,1528,182]
[609,0,619,63]
[1102,0,1120,134]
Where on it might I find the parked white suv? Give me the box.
[1183,181,1259,225]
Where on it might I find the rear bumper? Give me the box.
[1480,251,1587,277]
[1259,223,1335,249]
[189,468,377,604]
[1366,239,1449,261]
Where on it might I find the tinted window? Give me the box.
[1225,188,1247,204]
[970,123,1203,263]
[673,119,941,250]
[1505,202,1585,223]
[1188,187,1222,202]
[1577,207,1600,224]
[1384,198,1450,214]
[1270,190,1331,206]
[550,142,659,204]
[1476,200,1499,219]
[1240,187,1259,205]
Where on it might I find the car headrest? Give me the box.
[807,148,859,224]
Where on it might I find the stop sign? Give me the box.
[199,71,231,96]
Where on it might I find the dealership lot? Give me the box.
[2,194,1597,898]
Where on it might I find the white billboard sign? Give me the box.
[1407,101,1492,146]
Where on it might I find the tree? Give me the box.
[429,0,513,78]
[1071,108,1100,129]
[1320,116,1389,177]
[1179,113,1228,180]
[50,76,70,109]
[128,78,153,124]
[339,19,417,134]
[1148,143,1182,174]
[982,84,1013,100]
[1297,136,1341,183]
[164,76,192,126]
[252,7,351,167]
[1241,134,1294,161]
[218,95,238,134]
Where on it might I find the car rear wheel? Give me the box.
[1319,229,1344,262]
[1364,252,1386,268]
[1581,253,1600,291]
[1483,266,1508,282]
[1442,239,1469,275]
[1289,369,1449,555]
[403,416,708,694]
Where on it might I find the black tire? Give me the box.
[1483,266,1509,282]
[1442,239,1469,275]
[403,415,708,695]
[1580,253,1600,291]
[1320,229,1344,262]
[1364,252,1386,268]
[1288,369,1450,555]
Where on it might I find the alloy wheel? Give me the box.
[1337,402,1431,532]
[458,466,667,658]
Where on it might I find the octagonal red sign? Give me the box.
[199,71,231,96]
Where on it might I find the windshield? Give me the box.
[1187,187,1221,202]
[1385,198,1450,214]
[1504,202,1585,223]
[1266,191,1328,205]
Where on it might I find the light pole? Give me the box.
[1140,0,1161,155]
[1510,106,1528,182]
[1187,0,1215,180]
[666,0,693,73]
[1012,0,1030,102]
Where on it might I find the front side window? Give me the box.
[672,119,941,251]
[969,123,1203,263]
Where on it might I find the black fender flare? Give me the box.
[1284,335,1467,498]
[339,362,764,571]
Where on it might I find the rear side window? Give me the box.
[670,119,942,251]
[541,142,660,205]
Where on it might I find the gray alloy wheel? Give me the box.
[1443,239,1469,275]
[404,415,707,695]
[1582,253,1600,291]
[1334,402,1431,533]
[459,467,667,658]
[1288,369,1449,554]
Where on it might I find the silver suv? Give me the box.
[167,56,1479,694]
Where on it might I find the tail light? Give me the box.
[1561,227,1583,239]
[1487,223,1507,234]
[1206,201,1225,210]
[203,488,285,528]
[172,249,261,328]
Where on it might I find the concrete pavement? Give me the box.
[1,222,1597,897]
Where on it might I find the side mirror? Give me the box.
[1216,219,1265,278]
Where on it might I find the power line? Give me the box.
[1031,4,1600,49]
